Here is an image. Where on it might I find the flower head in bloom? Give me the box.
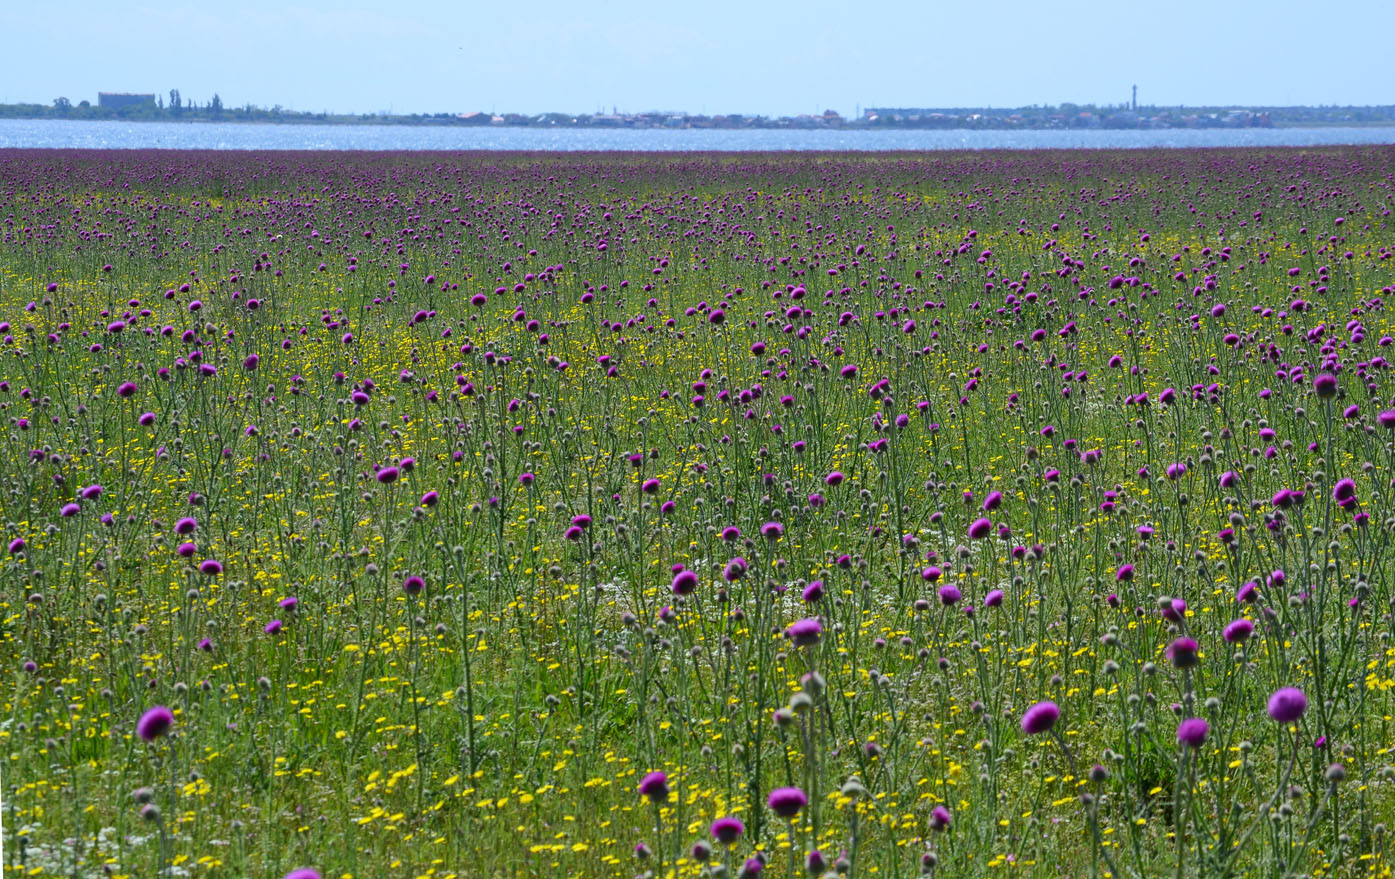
[1167,637,1200,669]
[136,706,174,741]
[1313,373,1338,398]
[1223,618,1254,643]
[1177,717,1209,748]
[198,559,223,576]
[767,786,808,818]
[403,575,425,595]
[638,771,669,802]
[711,816,745,845]
[1268,687,1307,723]
[671,569,698,595]
[968,517,992,540]
[787,617,822,647]
[929,805,952,831]
[284,871,322,879]
[1021,701,1059,735]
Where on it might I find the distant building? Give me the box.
[98,92,155,109]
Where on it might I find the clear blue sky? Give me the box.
[5,0,1393,116]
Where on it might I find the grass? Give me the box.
[2,146,1395,878]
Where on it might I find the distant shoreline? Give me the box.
[7,104,1395,132]
[7,117,1395,131]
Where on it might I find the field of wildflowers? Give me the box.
[3,147,1395,878]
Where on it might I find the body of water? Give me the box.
[1,118,1393,151]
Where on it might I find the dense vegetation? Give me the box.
[2,147,1395,879]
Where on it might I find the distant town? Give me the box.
[3,90,1395,130]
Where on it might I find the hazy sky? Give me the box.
[5,0,1393,116]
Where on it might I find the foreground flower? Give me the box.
[786,617,822,647]
[929,804,952,831]
[1268,687,1307,723]
[1177,717,1209,748]
[137,706,174,741]
[1021,701,1059,735]
[767,786,808,817]
[711,816,744,844]
[638,771,669,802]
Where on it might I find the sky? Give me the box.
[4,0,1394,117]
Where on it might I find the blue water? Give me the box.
[1,118,1393,151]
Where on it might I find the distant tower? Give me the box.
[1132,85,1137,111]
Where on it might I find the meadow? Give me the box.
[2,146,1394,879]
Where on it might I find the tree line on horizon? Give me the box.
[6,93,1395,129]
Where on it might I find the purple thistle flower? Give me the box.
[1268,687,1307,723]
[1223,618,1254,643]
[1177,717,1209,748]
[1167,637,1200,669]
[929,805,952,831]
[671,569,698,595]
[1313,373,1338,398]
[767,786,808,818]
[1020,701,1059,735]
[711,816,745,845]
[638,770,669,802]
[787,618,822,647]
[136,706,174,741]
